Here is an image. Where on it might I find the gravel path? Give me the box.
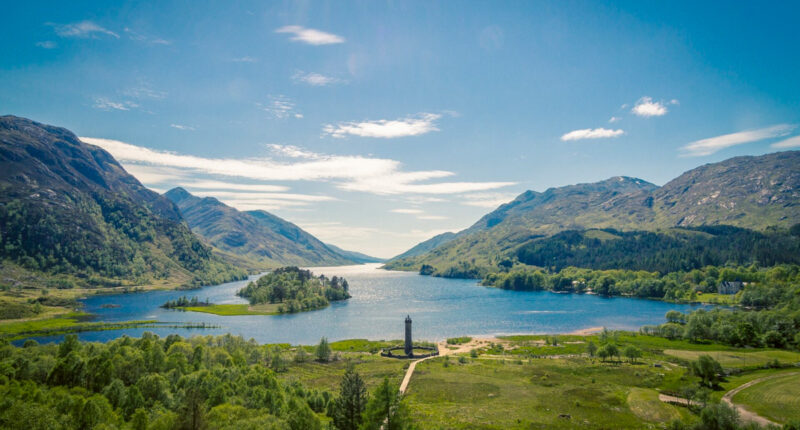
[721,372,798,427]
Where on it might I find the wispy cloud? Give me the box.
[124,28,170,45]
[771,135,800,149]
[170,124,195,131]
[324,113,441,139]
[391,209,424,214]
[417,215,449,220]
[631,96,669,117]
[80,137,515,197]
[257,95,303,119]
[609,116,621,123]
[231,56,257,63]
[460,192,517,208]
[123,83,167,100]
[292,71,343,86]
[267,144,321,159]
[36,41,56,49]
[275,25,344,45]
[93,97,138,111]
[561,128,624,141]
[53,21,119,38]
[681,124,795,156]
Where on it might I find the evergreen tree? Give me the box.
[315,337,331,363]
[332,364,369,430]
[360,378,409,430]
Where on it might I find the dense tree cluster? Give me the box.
[515,225,800,273]
[0,333,334,429]
[0,195,246,289]
[636,268,800,349]
[161,296,210,309]
[484,263,799,300]
[238,267,351,314]
[0,333,413,430]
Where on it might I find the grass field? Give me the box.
[181,303,280,315]
[663,349,800,368]
[279,352,407,393]
[404,355,687,429]
[0,311,172,340]
[732,373,800,424]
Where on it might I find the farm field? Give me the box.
[663,349,800,368]
[732,372,800,424]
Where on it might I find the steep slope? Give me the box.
[324,243,384,263]
[389,232,457,260]
[652,152,800,228]
[165,188,356,268]
[0,115,245,287]
[387,152,800,274]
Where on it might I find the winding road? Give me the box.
[721,372,798,427]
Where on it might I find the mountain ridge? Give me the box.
[165,187,358,268]
[386,151,800,273]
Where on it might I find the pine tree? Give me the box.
[360,378,409,430]
[332,364,368,430]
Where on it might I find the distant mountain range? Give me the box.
[386,151,800,273]
[165,187,373,268]
[0,115,244,287]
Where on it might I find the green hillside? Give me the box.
[165,187,356,269]
[0,116,245,291]
[386,152,800,275]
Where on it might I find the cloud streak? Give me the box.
[292,71,342,86]
[561,128,624,141]
[93,97,138,111]
[771,135,800,149]
[681,124,796,156]
[53,21,119,38]
[324,113,441,139]
[80,137,515,196]
[275,25,344,45]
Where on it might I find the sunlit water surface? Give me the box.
[22,264,706,344]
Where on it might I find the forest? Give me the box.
[237,267,351,314]
[0,333,409,430]
[515,225,800,273]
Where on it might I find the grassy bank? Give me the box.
[178,303,280,316]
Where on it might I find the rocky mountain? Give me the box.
[0,115,245,287]
[386,151,800,273]
[165,187,357,268]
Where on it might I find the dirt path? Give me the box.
[658,394,698,408]
[398,337,494,394]
[721,372,798,427]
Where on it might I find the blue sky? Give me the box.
[2,1,799,257]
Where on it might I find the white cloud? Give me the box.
[36,41,56,49]
[93,97,138,111]
[257,95,302,119]
[292,71,342,86]
[170,124,195,131]
[267,144,321,159]
[181,180,288,193]
[275,25,344,45]
[324,113,441,139]
[681,124,796,157]
[771,135,800,149]
[80,137,515,196]
[391,209,424,214]
[53,21,119,38]
[417,215,448,220]
[560,128,624,141]
[631,97,668,117]
[609,116,621,123]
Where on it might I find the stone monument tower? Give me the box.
[404,315,412,356]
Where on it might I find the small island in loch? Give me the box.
[237,267,351,314]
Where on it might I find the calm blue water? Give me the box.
[21,264,706,345]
